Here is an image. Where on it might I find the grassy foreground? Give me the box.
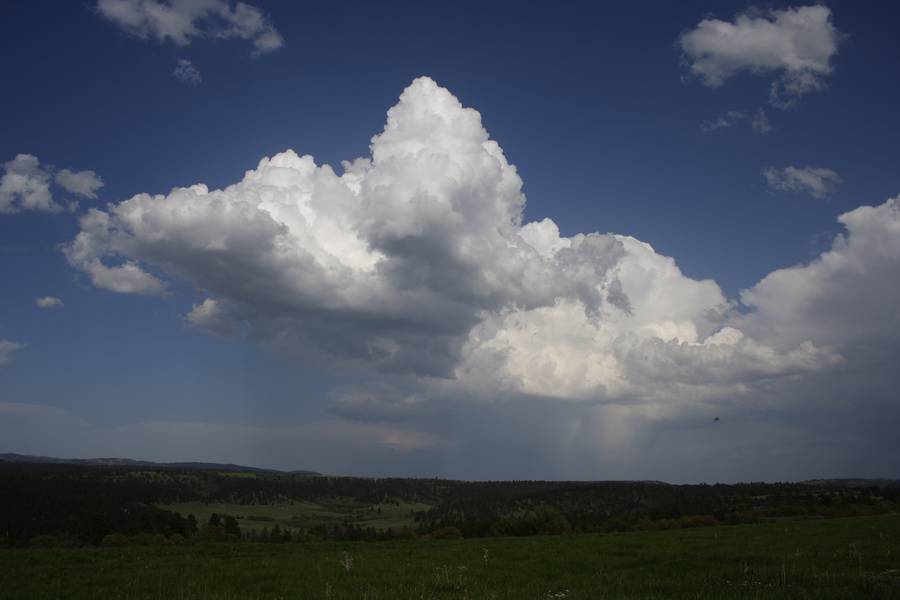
[2,514,899,599]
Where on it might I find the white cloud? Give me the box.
[65,77,837,399]
[764,166,842,199]
[751,108,772,134]
[35,296,64,309]
[679,5,842,107]
[61,78,900,480]
[55,169,104,198]
[96,0,284,55]
[1,154,105,214]
[736,197,900,350]
[453,234,837,403]
[0,340,24,365]
[700,109,745,132]
[701,108,772,134]
[173,58,202,84]
[0,154,59,214]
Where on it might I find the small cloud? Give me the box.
[173,59,202,85]
[701,108,772,135]
[55,169,104,199]
[35,296,64,309]
[679,6,843,108]
[1,154,105,215]
[0,340,24,366]
[0,154,59,214]
[96,0,283,56]
[751,109,773,135]
[186,298,233,336]
[700,110,745,132]
[763,166,842,199]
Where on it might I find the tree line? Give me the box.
[2,462,898,547]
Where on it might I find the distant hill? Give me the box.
[0,452,320,476]
[801,478,900,488]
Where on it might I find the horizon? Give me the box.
[2,1,900,484]
[6,450,894,485]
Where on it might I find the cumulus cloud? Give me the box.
[55,169,104,198]
[96,0,283,55]
[172,58,201,84]
[736,197,900,350]
[65,77,837,397]
[679,5,843,107]
[0,340,24,365]
[0,154,59,214]
[1,154,104,214]
[764,166,842,199]
[35,296,64,309]
[60,77,900,479]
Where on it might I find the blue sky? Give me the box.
[1,0,899,481]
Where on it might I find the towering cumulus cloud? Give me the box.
[63,78,900,479]
[65,77,841,399]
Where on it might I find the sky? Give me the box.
[1,0,899,482]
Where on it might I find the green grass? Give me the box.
[161,499,431,532]
[3,514,900,599]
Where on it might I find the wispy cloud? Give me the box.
[763,166,842,199]
[751,109,773,134]
[0,340,24,366]
[700,109,745,132]
[35,296,64,309]
[55,169,104,199]
[96,0,283,55]
[173,58,202,84]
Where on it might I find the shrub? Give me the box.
[29,535,59,548]
[388,526,418,540]
[130,533,165,546]
[431,526,464,540]
[101,533,130,547]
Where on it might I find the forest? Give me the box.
[3,461,899,548]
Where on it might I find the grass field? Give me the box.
[2,514,899,599]
[160,499,432,532]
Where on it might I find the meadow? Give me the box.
[2,513,899,599]
[161,499,431,533]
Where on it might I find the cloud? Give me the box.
[700,109,745,132]
[751,108,772,134]
[701,108,772,134]
[1,154,105,214]
[736,197,900,350]
[0,154,59,214]
[96,0,284,55]
[55,169,104,198]
[62,78,900,480]
[679,6,843,107]
[763,166,842,199]
[172,58,202,84]
[34,296,64,309]
[0,340,24,365]
[65,77,837,393]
